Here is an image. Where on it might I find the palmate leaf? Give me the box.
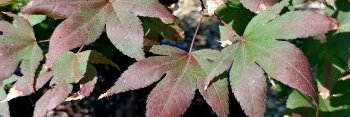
[0,13,44,102]
[22,0,181,67]
[0,13,43,81]
[207,0,337,116]
[100,45,229,117]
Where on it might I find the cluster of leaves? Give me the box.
[0,0,349,117]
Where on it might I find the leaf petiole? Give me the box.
[189,15,204,52]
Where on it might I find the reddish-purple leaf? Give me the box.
[101,45,229,117]
[22,0,179,66]
[99,56,176,98]
[146,72,196,117]
[240,0,277,13]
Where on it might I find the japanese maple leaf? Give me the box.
[100,45,229,117]
[0,13,44,92]
[206,0,337,116]
[21,0,178,67]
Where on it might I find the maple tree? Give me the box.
[0,0,349,117]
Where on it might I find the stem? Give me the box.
[36,40,50,43]
[213,14,244,41]
[76,45,84,53]
[189,15,204,52]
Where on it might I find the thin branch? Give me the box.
[212,14,244,41]
[189,15,204,53]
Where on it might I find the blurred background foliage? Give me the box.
[0,0,350,117]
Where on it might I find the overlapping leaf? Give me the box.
[33,50,116,117]
[208,0,337,116]
[22,0,181,67]
[100,45,229,117]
